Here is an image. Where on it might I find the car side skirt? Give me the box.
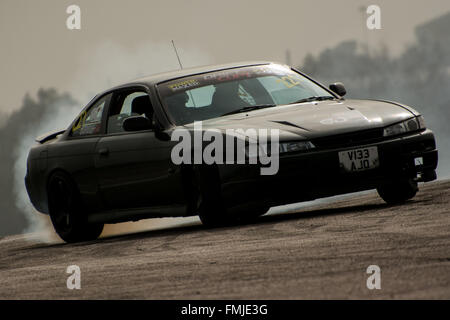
[87,204,191,224]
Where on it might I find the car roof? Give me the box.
[113,60,275,89]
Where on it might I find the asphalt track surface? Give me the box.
[0,180,449,299]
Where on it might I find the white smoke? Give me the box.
[12,41,212,242]
[0,112,7,128]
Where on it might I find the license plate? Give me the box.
[338,146,379,172]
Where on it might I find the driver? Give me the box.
[166,92,191,123]
[167,91,189,110]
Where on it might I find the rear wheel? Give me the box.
[377,178,418,204]
[48,171,103,243]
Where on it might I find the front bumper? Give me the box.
[219,129,438,208]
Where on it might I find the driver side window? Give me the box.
[107,90,153,134]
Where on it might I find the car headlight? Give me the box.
[243,141,315,158]
[417,115,426,129]
[279,141,315,153]
[383,116,425,137]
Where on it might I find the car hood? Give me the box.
[182,99,417,140]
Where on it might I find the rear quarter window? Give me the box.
[71,94,110,137]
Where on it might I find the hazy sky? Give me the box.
[1,0,450,113]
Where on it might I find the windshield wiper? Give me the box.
[290,96,336,104]
[221,104,276,116]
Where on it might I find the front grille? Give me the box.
[312,128,384,149]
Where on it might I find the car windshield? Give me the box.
[157,64,335,125]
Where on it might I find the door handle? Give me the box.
[98,148,109,156]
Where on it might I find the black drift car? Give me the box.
[25,62,438,242]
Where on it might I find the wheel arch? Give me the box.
[179,163,222,215]
[179,164,198,215]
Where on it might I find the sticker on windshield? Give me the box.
[168,79,200,91]
[276,75,301,88]
[203,70,252,82]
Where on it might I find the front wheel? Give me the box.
[194,166,270,227]
[377,178,418,204]
[48,171,104,243]
[194,165,231,227]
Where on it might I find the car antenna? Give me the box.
[172,40,183,70]
[171,40,197,107]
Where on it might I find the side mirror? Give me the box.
[123,116,153,132]
[329,82,347,97]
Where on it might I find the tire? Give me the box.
[194,165,235,227]
[377,178,418,205]
[194,166,270,227]
[47,171,104,243]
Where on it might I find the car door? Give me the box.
[94,88,184,210]
[53,93,112,212]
